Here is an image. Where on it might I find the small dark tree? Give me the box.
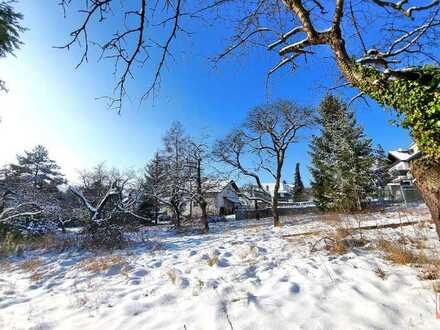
[293,162,304,201]
[143,152,166,225]
[10,145,66,190]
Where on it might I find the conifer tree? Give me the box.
[372,145,392,200]
[0,1,25,92]
[309,95,375,211]
[143,152,166,224]
[10,145,66,190]
[293,162,304,202]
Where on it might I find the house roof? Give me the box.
[262,182,293,195]
[388,143,421,163]
[205,180,240,194]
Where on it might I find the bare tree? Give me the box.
[214,100,314,226]
[185,137,221,233]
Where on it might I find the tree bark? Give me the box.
[201,201,208,233]
[412,158,440,239]
[272,163,282,227]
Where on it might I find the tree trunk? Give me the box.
[272,173,281,227]
[154,198,158,225]
[254,199,260,221]
[201,200,209,233]
[412,158,440,239]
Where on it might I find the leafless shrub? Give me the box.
[374,267,386,280]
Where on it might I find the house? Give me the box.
[188,180,242,216]
[387,142,421,186]
[206,180,242,215]
[239,185,272,209]
[386,142,423,202]
[262,181,293,202]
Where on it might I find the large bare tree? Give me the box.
[58,1,439,236]
[214,100,314,226]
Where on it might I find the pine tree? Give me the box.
[372,145,392,199]
[293,162,304,201]
[309,95,375,211]
[143,152,167,224]
[10,145,66,190]
[0,1,25,92]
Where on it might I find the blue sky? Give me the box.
[0,1,412,185]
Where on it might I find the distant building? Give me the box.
[387,142,423,203]
[188,180,242,216]
[262,181,293,202]
[388,142,421,186]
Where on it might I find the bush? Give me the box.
[81,223,125,250]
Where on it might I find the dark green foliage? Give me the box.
[293,162,304,201]
[309,95,375,211]
[356,65,440,163]
[0,1,25,91]
[0,1,24,56]
[10,145,66,190]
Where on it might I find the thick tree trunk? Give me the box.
[412,158,440,239]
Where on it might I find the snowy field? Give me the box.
[1,206,440,330]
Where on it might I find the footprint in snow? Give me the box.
[133,269,148,277]
[290,282,301,294]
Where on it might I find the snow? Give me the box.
[1,205,439,329]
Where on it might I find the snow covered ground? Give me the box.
[1,205,440,330]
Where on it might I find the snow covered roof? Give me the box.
[388,150,413,162]
[262,182,293,196]
[388,143,421,163]
[205,180,240,194]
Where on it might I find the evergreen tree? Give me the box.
[293,162,304,201]
[143,152,167,224]
[10,145,66,190]
[309,95,375,211]
[0,1,25,92]
[372,145,392,199]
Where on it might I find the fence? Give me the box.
[236,203,318,220]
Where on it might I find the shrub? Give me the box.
[81,223,125,250]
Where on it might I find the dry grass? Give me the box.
[207,255,219,267]
[433,281,440,293]
[0,259,12,272]
[335,227,353,240]
[418,264,440,280]
[329,240,349,255]
[167,269,177,284]
[77,255,128,274]
[19,258,42,273]
[30,271,46,282]
[377,239,430,265]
